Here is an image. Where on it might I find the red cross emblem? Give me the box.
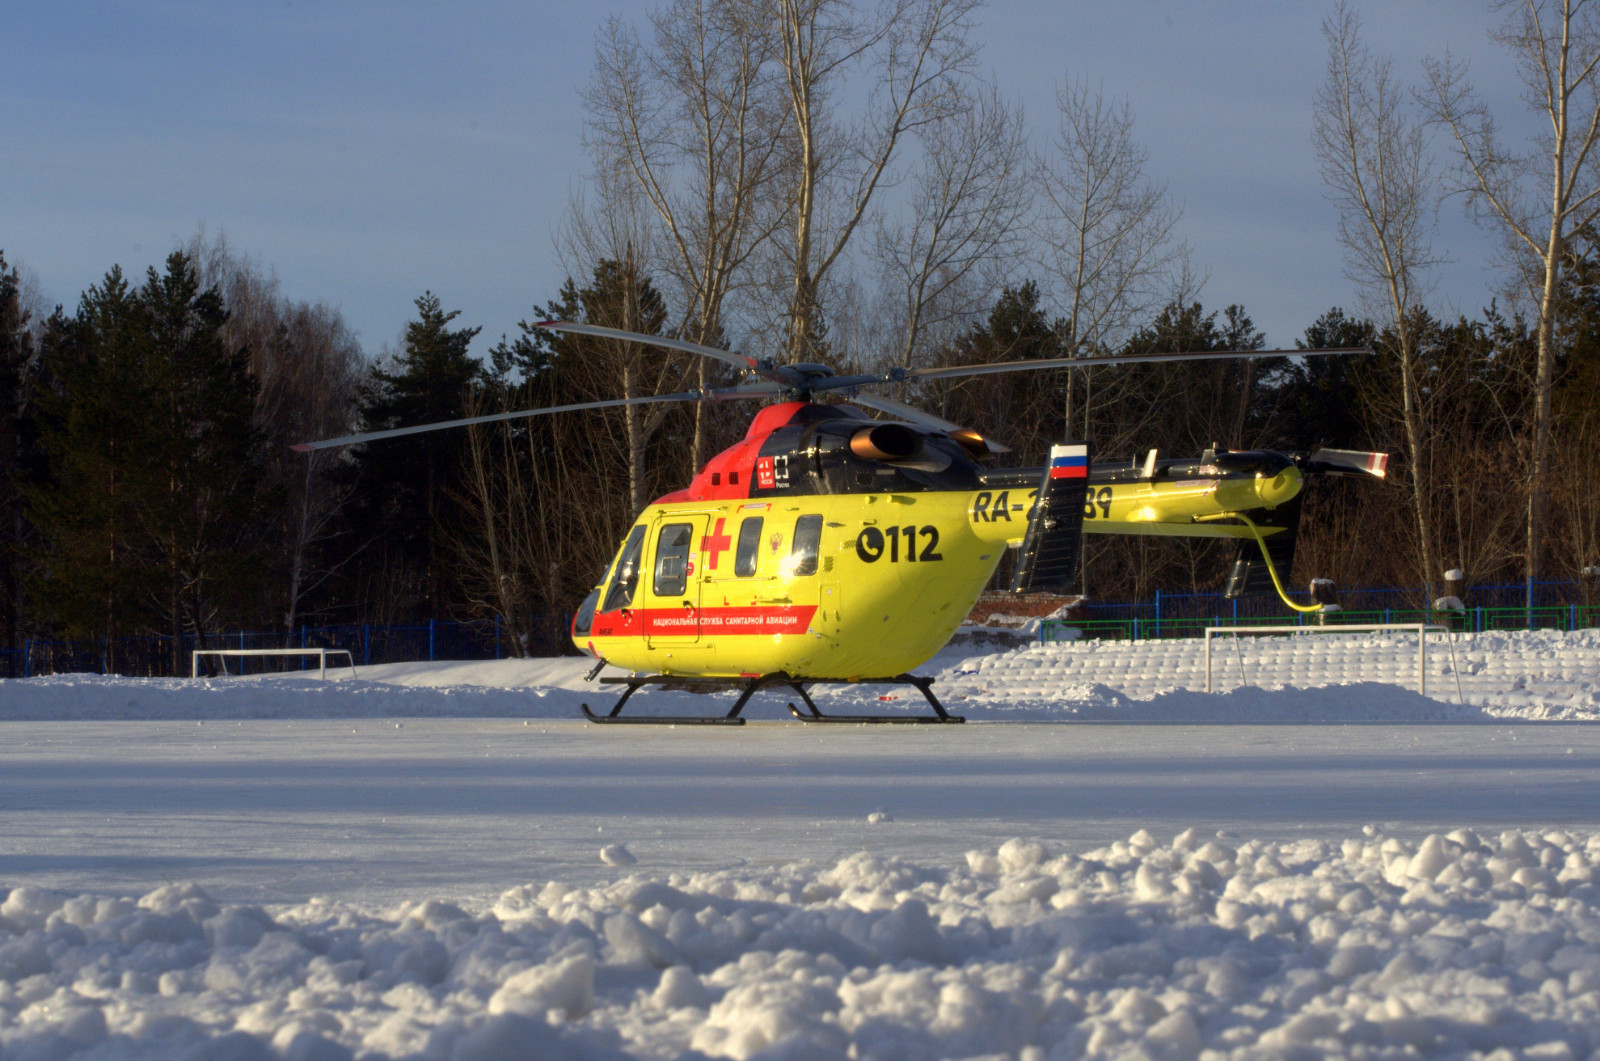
[701,517,732,570]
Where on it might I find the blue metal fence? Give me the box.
[0,618,519,679]
[1041,580,1599,642]
[3,581,1595,677]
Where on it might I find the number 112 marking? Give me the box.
[856,525,943,563]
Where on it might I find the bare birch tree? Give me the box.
[558,163,687,515]
[586,0,787,469]
[775,0,981,363]
[455,390,528,654]
[271,304,366,633]
[871,82,1032,371]
[1035,78,1187,437]
[451,354,645,654]
[182,230,366,634]
[1422,0,1600,610]
[1550,414,1600,599]
[1314,3,1443,591]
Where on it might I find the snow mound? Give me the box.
[932,679,1499,722]
[600,844,637,867]
[0,673,590,721]
[929,627,1600,721]
[5,827,1600,1059]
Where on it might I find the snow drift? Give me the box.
[3,827,1600,1059]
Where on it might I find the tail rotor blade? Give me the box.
[1303,448,1389,478]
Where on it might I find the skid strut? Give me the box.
[580,673,963,725]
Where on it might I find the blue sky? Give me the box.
[2,2,1527,356]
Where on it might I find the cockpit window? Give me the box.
[600,526,647,613]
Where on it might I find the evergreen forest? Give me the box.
[8,0,1600,661]
[4,236,1599,662]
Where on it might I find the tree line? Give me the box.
[6,0,1600,660]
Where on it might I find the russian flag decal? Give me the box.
[1048,443,1090,479]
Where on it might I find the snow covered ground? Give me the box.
[10,625,1600,724]
[2,629,1600,1059]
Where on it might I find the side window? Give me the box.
[600,526,647,613]
[790,514,822,577]
[735,517,763,577]
[653,523,694,597]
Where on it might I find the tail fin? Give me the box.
[1223,497,1303,599]
[1010,442,1092,594]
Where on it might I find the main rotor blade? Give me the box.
[531,320,766,374]
[291,386,774,452]
[844,391,964,431]
[906,347,1367,382]
[805,372,906,394]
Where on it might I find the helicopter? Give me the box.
[298,321,1385,725]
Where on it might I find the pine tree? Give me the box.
[1115,302,1271,453]
[0,252,39,653]
[931,281,1068,466]
[139,252,268,658]
[1279,308,1379,452]
[354,293,483,617]
[29,254,267,669]
[28,267,154,655]
[534,261,682,513]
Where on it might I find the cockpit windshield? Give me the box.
[599,525,647,613]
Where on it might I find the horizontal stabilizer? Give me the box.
[1305,448,1388,479]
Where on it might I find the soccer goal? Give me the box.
[1204,623,1462,702]
[191,648,357,680]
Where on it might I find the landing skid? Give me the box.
[784,674,963,724]
[580,673,963,725]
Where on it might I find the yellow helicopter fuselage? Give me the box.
[575,464,1303,679]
